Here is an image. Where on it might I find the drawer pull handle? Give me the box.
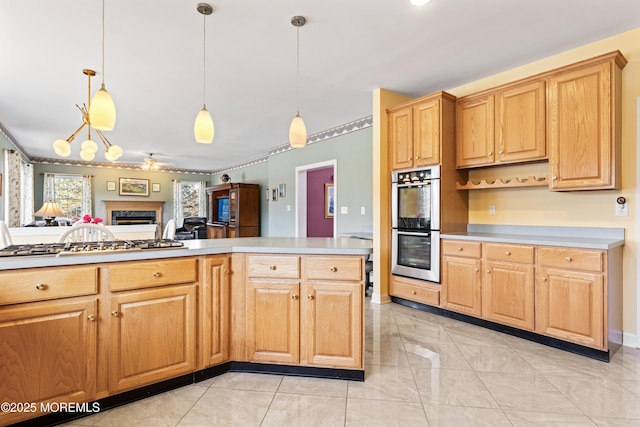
[153,272,162,278]
[292,294,299,300]
[270,265,277,271]
[505,251,511,256]
[330,266,337,272]
[87,315,96,322]
[308,295,314,300]
[111,311,119,317]
[35,283,47,290]
[565,257,572,262]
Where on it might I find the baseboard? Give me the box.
[624,331,639,348]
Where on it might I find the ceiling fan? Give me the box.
[140,153,167,171]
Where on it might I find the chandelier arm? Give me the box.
[95,129,113,149]
[66,122,87,143]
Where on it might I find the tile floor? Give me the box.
[61,299,640,427]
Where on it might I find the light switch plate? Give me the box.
[340,206,348,214]
[489,205,496,216]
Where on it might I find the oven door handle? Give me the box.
[394,230,433,237]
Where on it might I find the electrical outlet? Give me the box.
[286,205,291,212]
[340,206,348,214]
[361,206,366,215]
[489,205,496,216]
[616,202,628,216]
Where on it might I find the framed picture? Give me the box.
[278,183,286,198]
[325,183,335,218]
[119,178,149,196]
[152,183,161,192]
[271,188,278,201]
[106,181,116,191]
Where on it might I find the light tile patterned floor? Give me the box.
[61,299,640,427]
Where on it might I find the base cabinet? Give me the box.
[201,256,230,368]
[441,241,482,316]
[483,261,535,330]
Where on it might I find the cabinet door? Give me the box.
[414,99,441,166]
[246,280,300,364]
[495,80,546,164]
[389,107,414,170]
[441,256,482,316]
[109,284,197,393]
[0,299,97,426]
[301,281,362,369]
[456,95,495,168]
[483,261,534,330]
[548,62,613,190]
[536,267,604,349]
[201,256,230,368]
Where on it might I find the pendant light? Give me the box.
[194,3,214,144]
[289,15,307,148]
[89,0,116,131]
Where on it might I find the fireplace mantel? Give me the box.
[103,200,164,226]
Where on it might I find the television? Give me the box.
[217,197,230,223]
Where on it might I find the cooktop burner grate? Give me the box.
[0,239,185,257]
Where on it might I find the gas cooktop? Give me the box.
[0,239,185,258]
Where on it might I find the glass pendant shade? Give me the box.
[194,105,214,143]
[105,144,123,161]
[89,84,116,130]
[53,139,72,157]
[81,139,98,154]
[289,113,307,148]
[80,148,96,161]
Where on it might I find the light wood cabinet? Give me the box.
[536,247,606,348]
[201,256,230,368]
[441,241,482,316]
[390,274,440,306]
[456,80,545,168]
[388,92,455,170]
[245,254,363,370]
[482,243,535,330]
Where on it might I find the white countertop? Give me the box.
[441,224,624,250]
[0,237,373,271]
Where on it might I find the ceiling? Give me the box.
[1,1,639,173]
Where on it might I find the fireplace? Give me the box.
[104,201,164,226]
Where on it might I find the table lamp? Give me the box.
[34,201,64,226]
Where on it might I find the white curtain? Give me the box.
[20,162,34,225]
[43,172,55,201]
[4,149,22,227]
[199,180,207,217]
[82,175,92,216]
[173,179,183,227]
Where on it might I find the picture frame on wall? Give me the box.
[265,189,270,201]
[107,181,116,191]
[278,183,286,198]
[119,178,149,196]
[271,188,278,201]
[152,183,161,192]
[325,183,335,218]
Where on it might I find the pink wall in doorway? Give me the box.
[307,167,334,237]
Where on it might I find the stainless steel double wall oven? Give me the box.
[391,165,441,283]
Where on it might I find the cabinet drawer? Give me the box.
[538,247,604,272]
[306,256,362,281]
[485,243,534,264]
[390,276,440,306]
[442,240,481,258]
[0,266,98,305]
[247,255,300,279]
[108,258,198,292]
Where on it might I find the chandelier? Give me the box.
[53,69,123,161]
[141,153,159,171]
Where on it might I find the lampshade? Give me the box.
[289,113,307,148]
[89,84,116,130]
[81,139,98,154]
[194,105,214,143]
[409,0,432,4]
[105,144,123,161]
[53,139,71,157]
[34,201,64,218]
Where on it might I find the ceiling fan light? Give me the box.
[289,113,307,148]
[80,148,96,161]
[81,139,98,154]
[89,84,116,130]
[53,139,71,157]
[194,106,214,143]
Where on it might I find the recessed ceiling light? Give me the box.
[410,0,432,5]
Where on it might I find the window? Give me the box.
[43,173,92,220]
[172,180,207,226]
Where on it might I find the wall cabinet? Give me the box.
[245,254,363,369]
[441,241,482,316]
[548,52,626,190]
[206,183,260,238]
[388,92,456,170]
[456,80,545,168]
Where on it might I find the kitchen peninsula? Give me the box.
[0,237,371,426]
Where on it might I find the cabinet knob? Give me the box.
[565,257,572,262]
[505,251,511,256]
[499,150,504,155]
[488,151,493,156]
[486,269,491,274]
[224,269,229,274]
[541,277,547,282]
[407,157,411,161]
[111,311,119,317]
[411,291,417,295]
[269,265,277,271]
[330,266,337,272]
[87,315,96,322]
[292,295,299,300]
[307,295,315,300]
[552,176,557,180]
[458,247,463,251]
[415,156,419,160]
[35,283,47,290]
[474,268,479,272]
[153,272,161,278]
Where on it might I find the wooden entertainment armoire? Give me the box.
[205,183,260,238]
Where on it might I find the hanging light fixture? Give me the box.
[52,69,123,162]
[289,15,307,149]
[89,0,116,131]
[194,3,214,144]
[141,153,159,171]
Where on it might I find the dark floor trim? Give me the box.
[391,296,611,362]
[9,362,363,427]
